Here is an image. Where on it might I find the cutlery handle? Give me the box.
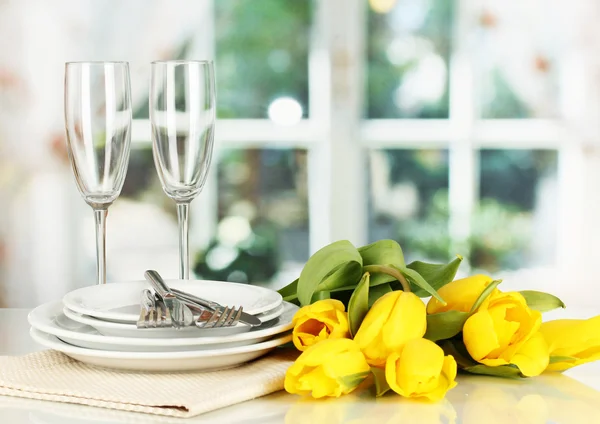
[171,288,220,310]
[141,289,155,310]
[145,270,176,299]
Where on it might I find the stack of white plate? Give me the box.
[28,280,298,372]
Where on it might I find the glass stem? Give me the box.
[94,208,108,285]
[177,203,190,279]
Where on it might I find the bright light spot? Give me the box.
[268,97,303,126]
[206,245,239,271]
[217,216,252,247]
[227,270,248,283]
[229,200,257,221]
[369,0,397,14]
[394,53,446,112]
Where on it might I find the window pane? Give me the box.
[368,149,450,262]
[195,149,309,287]
[215,0,311,119]
[366,0,454,119]
[84,147,308,286]
[472,149,558,271]
[478,3,559,118]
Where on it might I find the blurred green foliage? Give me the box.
[215,0,311,118]
[366,0,453,118]
[371,149,557,271]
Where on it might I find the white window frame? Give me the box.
[125,0,595,300]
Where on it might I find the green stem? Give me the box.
[363,265,411,292]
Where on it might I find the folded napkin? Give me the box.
[0,348,298,418]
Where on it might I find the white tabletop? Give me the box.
[3,308,600,423]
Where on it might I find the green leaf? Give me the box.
[406,256,463,297]
[358,240,405,286]
[549,355,577,365]
[469,279,503,313]
[371,367,391,397]
[348,273,370,337]
[519,290,566,312]
[442,339,526,378]
[395,265,445,304]
[424,311,470,342]
[439,340,478,369]
[464,364,524,379]
[337,371,370,389]
[368,283,392,307]
[311,291,330,302]
[297,240,363,306]
[278,279,298,301]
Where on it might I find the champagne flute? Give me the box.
[150,60,216,279]
[64,62,132,285]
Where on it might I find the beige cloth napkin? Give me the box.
[0,348,298,418]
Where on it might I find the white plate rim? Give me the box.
[63,280,282,321]
[28,301,297,347]
[30,327,292,359]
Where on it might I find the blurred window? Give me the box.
[366,0,453,118]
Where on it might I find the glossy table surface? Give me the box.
[2,307,600,423]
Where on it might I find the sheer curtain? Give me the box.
[0,0,210,307]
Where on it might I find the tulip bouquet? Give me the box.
[278,239,600,401]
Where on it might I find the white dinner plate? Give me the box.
[30,327,292,372]
[63,280,282,323]
[28,301,297,352]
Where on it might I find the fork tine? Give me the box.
[155,301,165,328]
[223,307,238,327]
[137,310,147,329]
[164,304,173,327]
[200,309,222,328]
[212,307,230,328]
[229,307,243,326]
[148,304,156,328]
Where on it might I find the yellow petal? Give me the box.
[427,274,494,314]
[541,316,600,371]
[386,339,446,398]
[385,351,404,396]
[299,338,356,367]
[541,316,600,355]
[510,332,549,377]
[422,356,458,402]
[381,292,426,351]
[298,366,341,398]
[463,310,500,361]
[292,299,345,324]
[354,292,402,366]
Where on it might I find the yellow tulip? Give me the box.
[385,338,457,402]
[291,299,350,351]
[462,291,549,376]
[354,291,426,367]
[540,316,600,371]
[284,338,370,398]
[427,274,496,314]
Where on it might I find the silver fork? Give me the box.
[136,289,173,329]
[136,289,155,329]
[153,297,173,328]
[197,306,243,329]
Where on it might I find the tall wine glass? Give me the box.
[64,62,132,285]
[150,60,216,279]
